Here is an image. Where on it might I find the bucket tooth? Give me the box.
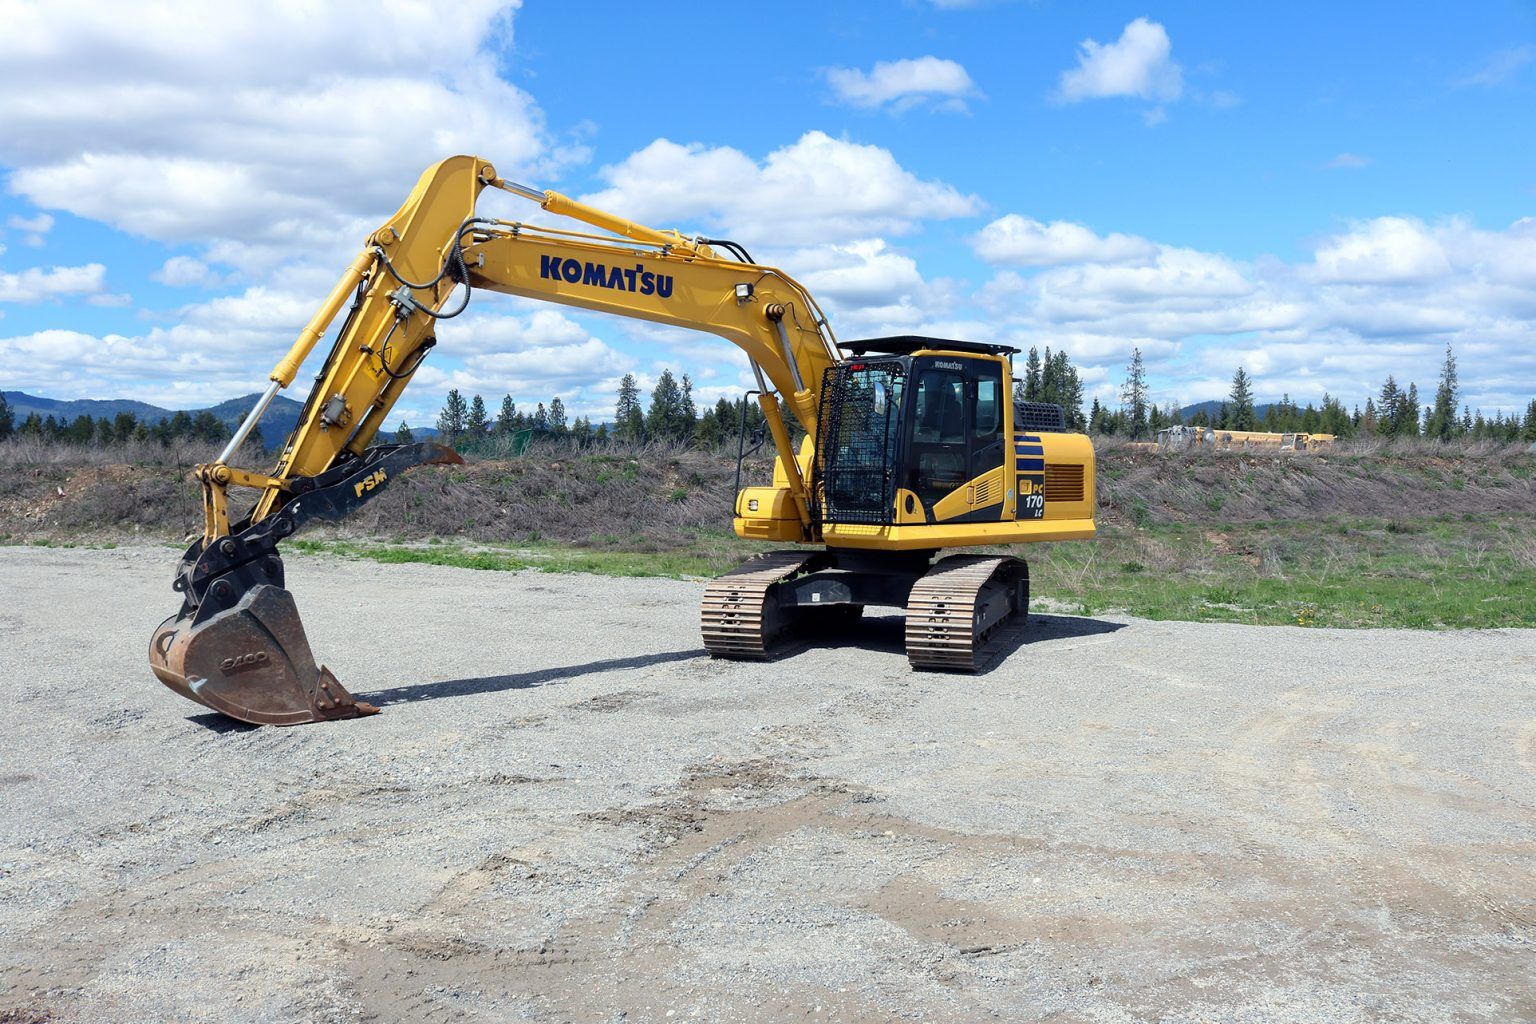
[150,584,376,726]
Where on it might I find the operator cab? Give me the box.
[812,337,1069,527]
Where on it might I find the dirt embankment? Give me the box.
[0,438,1531,547]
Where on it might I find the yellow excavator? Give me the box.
[149,155,1096,725]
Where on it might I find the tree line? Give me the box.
[0,396,236,447]
[1104,344,1536,443]
[425,368,773,451]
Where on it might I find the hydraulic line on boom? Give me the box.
[148,155,1096,726]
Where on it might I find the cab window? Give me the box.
[974,377,999,440]
[912,372,965,444]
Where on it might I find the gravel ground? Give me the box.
[0,545,1532,1024]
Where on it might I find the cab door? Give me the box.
[907,358,1007,523]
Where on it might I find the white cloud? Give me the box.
[0,263,106,302]
[972,212,1536,410]
[6,212,54,245]
[580,131,982,246]
[152,255,219,288]
[973,214,1157,267]
[1056,18,1183,104]
[1326,152,1372,170]
[0,1,571,272]
[1309,216,1452,284]
[825,57,978,113]
[1454,45,1534,88]
[787,238,961,336]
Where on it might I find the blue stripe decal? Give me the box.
[1014,444,1045,455]
[1016,457,1046,471]
[1014,434,1041,443]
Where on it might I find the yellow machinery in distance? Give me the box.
[148,155,1096,726]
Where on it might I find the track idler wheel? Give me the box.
[149,584,377,727]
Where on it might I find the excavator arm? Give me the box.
[150,154,843,725]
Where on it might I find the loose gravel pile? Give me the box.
[1,546,1532,1023]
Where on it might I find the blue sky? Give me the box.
[1,0,1533,424]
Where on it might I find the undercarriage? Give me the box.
[701,548,1029,671]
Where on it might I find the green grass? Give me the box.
[1028,514,1536,630]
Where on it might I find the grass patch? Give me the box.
[1027,514,1536,630]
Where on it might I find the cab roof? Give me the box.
[838,335,1019,357]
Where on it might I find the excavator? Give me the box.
[148,155,1097,726]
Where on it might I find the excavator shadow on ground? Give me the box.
[186,649,705,731]
[185,614,1125,730]
[787,610,1125,674]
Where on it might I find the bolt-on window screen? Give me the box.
[812,361,906,524]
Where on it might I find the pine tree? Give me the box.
[1429,343,1458,440]
[0,393,12,442]
[437,388,467,444]
[495,395,517,436]
[615,373,644,441]
[395,422,415,443]
[1401,383,1420,437]
[1052,350,1085,429]
[1227,367,1256,430]
[646,369,687,441]
[466,394,490,443]
[1119,348,1149,440]
[1377,377,1402,436]
[1088,396,1105,434]
[548,396,568,434]
[702,395,737,448]
[533,402,549,430]
[680,374,697,430]
[191,411,227,443]
[1024,347,1042,401]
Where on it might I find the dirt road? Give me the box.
[1,546,1532,1023]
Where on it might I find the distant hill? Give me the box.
[3,389,308,442]
[1,392,172,422]
[2,389,439,444]
[1177,400,1277,422]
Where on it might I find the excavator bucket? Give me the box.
[149,584,377,726]
[149,441,461,726]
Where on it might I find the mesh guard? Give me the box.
[811,361,906,525]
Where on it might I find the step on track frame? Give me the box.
[904,555,1029,672]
